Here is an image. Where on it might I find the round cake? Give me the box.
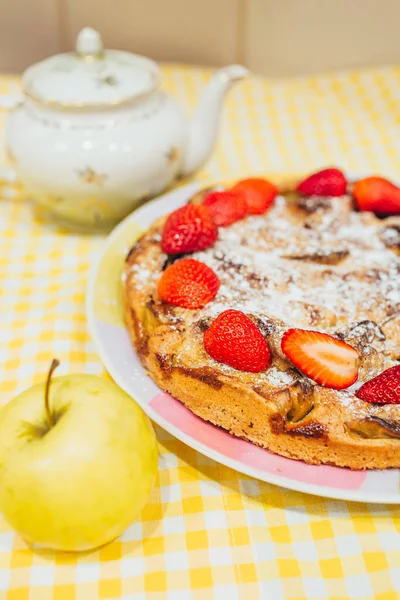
[123,170,400,469]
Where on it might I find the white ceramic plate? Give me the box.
[87,183,400,504]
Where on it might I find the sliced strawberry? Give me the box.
[297,168,347,197]
[281,328,358,390]
[356,365,400,404]
[203,190,247,226]
[204,309,271,372]
[353,176,400,216]
[158,259,220,309]
[232,178,277,215]
[161,204,218,254]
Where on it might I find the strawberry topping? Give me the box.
[204,309,271,372]
[158,259,220,309]
[281,328,358,390]
[356,365,400,404]
[161,204,218,254]
[297,168,347,197]
[353,176,400,215]
[203,190,247,226]
[232,177,277,215]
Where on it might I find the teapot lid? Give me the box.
[22,27,161,107]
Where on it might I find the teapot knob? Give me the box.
[76,27,104,58]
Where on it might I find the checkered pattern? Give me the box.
[1,65,400,599]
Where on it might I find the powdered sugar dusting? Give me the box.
[190,196,400,331]
[128,192,400,407]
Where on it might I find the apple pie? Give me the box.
[123,170,400,469]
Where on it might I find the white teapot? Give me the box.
[0,28,248,230]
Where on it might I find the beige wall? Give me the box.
[1,0,400,76]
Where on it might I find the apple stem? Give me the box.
[45,359,60,428]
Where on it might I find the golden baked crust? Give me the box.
[123,185,400,469]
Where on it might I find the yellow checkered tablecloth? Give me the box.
[1,64,400,600]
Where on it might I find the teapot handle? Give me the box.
[0,92,24,110]
[0,92,23,193]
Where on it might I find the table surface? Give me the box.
[1,65,400,600]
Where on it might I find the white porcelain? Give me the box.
[0,27,248,230]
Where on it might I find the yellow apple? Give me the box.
[0,362,158,552]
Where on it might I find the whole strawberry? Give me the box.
[203,190,247,226]
[158,259,220,309]
[353,176,400,215]
[356,365,400,404]
[161,204,218,254]
[232,177,277,215]
[204,309,271,372]
[297,168,347,197]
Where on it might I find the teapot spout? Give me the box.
[181,65,248,177]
